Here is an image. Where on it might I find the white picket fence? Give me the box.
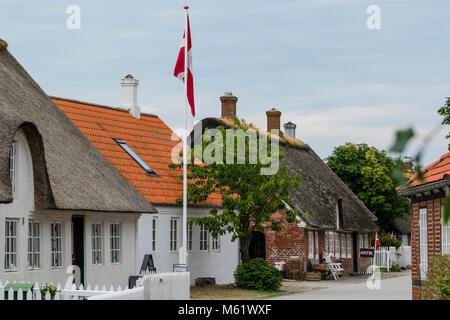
[373,245,411,272]
[0,280,134,300]
[374,247,392,271]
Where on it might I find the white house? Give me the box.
[52,76,240,285]
[0,41,156,288]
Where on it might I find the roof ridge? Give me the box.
[50,96,159,118]
[408,150,450,185]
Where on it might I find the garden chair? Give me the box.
[324,255,344,280]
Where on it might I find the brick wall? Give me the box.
[410,197,443,300]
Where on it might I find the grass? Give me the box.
[190,284,287,300]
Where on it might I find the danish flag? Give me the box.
[174,11,195,117]
[375,232,380,250]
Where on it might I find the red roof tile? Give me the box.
[408,151,450,187]
[52,97,221,207]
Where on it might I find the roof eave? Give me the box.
[398,179,450,198]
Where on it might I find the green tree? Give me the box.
[326,142,409,232]
[170,119,301,263]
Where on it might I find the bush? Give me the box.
[373,233,402,249]
[423,255,450,300]
[40,283,59,300]
[390,263,401,272]
[234,258,282,292]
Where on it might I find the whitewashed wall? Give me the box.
[138,206,240,285]
[0,130,140,288]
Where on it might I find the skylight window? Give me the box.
[114,139,157,176]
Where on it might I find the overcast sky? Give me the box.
[1,0,449,165]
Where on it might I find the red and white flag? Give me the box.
[174,11,195,117]
[375,232,380,250]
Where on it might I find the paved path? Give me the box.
[270,274,411,300]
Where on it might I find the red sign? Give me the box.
[359,248,374,258]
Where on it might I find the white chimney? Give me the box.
[283,122,296,138]
[120,74,140,119]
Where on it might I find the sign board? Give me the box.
[359,248,374,258]
[173,263,188,272]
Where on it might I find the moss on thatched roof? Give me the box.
[392,216,411,234]
[195,117,378,232]
[0,45,156,213]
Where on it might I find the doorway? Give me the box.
[249,231,266,259]
[352,232,358,273]
[71,215,85,286]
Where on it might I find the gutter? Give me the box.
[398,179,450,198]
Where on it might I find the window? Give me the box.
[91,223,103,265]
[5,219,18,271]
[51,222,63,268]
[110,223,120,264]
[28,220,40,269]
[308,231,314,259]
[364,234,369,248]
[114,139,157,176]
[442,205,450,255]
[170,218,178,252]
[211,235,220,252]
[324,231,329,254]
[346,234,352,258]
[200,224,208,251]
[314,231,319,259]
[9,141,16,195]
[337,199,343,230]
[335,232,340,258]
[187,223,193,251]
[401,234,409,247]
[341,233,346,258]
[419,207,428,278]
[359,234,364,248]
[152,218,157,252]
[328,231,335,256]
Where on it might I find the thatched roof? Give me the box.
[392,216,411,234]
[194,118,378,232]
[0,44,156,213]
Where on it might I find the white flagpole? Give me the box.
[180,5,189,265]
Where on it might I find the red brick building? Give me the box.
[398,151,450,299]
[195,93,379,278]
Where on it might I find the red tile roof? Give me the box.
[52,97,221,207]
[408,151,450,187]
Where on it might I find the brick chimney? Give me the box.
[220,92,238,119]
[283,122,296,138]
[266,108,281,133]
[121,74,140,119]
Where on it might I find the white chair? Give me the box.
[324,255,344,280]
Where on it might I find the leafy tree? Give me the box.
[326,142,410,232]
[437,96,450,144]
[170,118,301,263]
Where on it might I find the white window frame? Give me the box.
[419,207,428,278]
[308,231,314,259]
[9,141,16,196]
[199,224,209,252]
[364,233,369,248]
[28,219,40,270]
[110,223,121,264]
[187,223,193,252]
[5,218,19,271]
[329,230,335,256]
[359,234,364,249]
[341,233,346,258]
[51,222,63,269]
[324,231,329,255]
[91,223,103,265]
[401,234,409,247]
[346,234,352,258]
[152,217,158,252]
[170,218,178,252]
[314,231,319,260]
[441,205,450,255]
[211,234,220,252]
[335,232,340,258]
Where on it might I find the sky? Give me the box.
[1,0,449,165]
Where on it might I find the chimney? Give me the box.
[220,91,238,119]
[266,108,281,133]
[402,157,414,178]
[121,74,140,119]
[283,122,296,138]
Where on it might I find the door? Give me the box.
[352,232,358,272]
[72,215,85,286]
[419,207,428,279]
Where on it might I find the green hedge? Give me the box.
[234,258,282,292]
[423,255,450,300]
